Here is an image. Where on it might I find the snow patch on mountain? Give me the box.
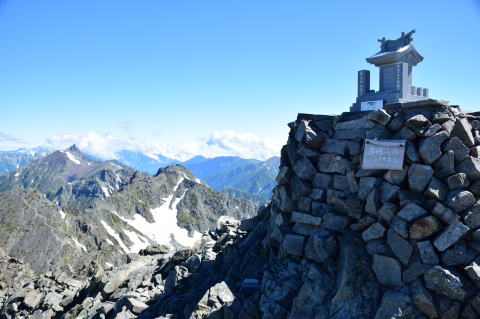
[110,177,202,249]
[61,151,81,164]
[101,220,130,253]
[71,237,86,252]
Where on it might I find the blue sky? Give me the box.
[0,0,479,159]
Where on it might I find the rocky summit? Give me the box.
[3,101,480,318]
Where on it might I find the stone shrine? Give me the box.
[351,30,430,111]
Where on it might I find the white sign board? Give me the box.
[362,139,406,170]
[360,100,383,111]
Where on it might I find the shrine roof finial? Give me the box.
[377,29,416,53]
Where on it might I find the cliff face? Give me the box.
[3,101,480,318]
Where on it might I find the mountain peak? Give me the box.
[66,144,81,155]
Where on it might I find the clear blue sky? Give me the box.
[1,0,479,157]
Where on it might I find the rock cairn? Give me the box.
[271,101,480,318]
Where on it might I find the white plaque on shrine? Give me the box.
[360,100,383,111]
[362,139,406,170]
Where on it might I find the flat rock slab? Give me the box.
[433,222,469,252]
[408,164,434,193]
[372,254,402,286]
[424,266,466,301]
[397,203,427,222]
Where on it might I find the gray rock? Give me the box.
[374,290,413,319]
[423,123,442,137]
[333,128,365,141]
[372,254,402,286]
[391,216,409,238]
[410,280,438,319]
[290,212,322,226]
[417,241,439,265]
[362,222,386,242]
[23,290,44,309]
[310,188,325,201]
[443,137,469,162]
[126,297,148,314]
[446,190,475,213]
[408,164,434,193]
[397,203,428,221]
[294,120,309,142]
[431,202,460,224]
[328,230,382,319]
[388,117,404,132]
[320,138,348,155]
[378,202,398,225]
[405,114,432,135]
[368,109,391,125]
[366,126,393,139]
[358,177,378,200]
[384,168,408,186]
[424,266,466,301]
[276,167,292,185]
[366,239,388,255]
[335,116,375,130]
[305,130,326,151]
[465,259,480,287]
[332,195,363,219]
[398,190,426,206]
[282,234,305,256]
[297,196,312,213]
[433,150,455,179]
[403,262,426,284]
[317,154,350,174]
[365,188,381,215]
[292,157,317,181]
[442,119,456,135]
[446,173,469,190]
[441,241,477,266]
[276,186,296,213]
[350,215,375,232]
[304,234,337,264]
[346,170,359,193]
[312,173,332,189]
[393,126,416,140]
[433,221,470,252]
[380,181,400,202]
[287,263,333,319]
[451,117,475,147]
[322,212,351,232]
[405,140,421,162]
[297,144,320,158]
[333,174,350,192]
[463,202,480,228]
[458,156,480,180]
[424,177,447,201]
[409,216,441,240]
[290,176,311,201]
[419,131,449,164]
[387,228,413,265]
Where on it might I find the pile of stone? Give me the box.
[0,213,266,319]
[271,101,480,318]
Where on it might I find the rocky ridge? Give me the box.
[3,101,480,318]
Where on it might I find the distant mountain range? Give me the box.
[0,147,280,203]
[0,145,257,272]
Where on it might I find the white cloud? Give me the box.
[44,130,282,161]
[45,133,132,159]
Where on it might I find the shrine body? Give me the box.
[351,30,430,112]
